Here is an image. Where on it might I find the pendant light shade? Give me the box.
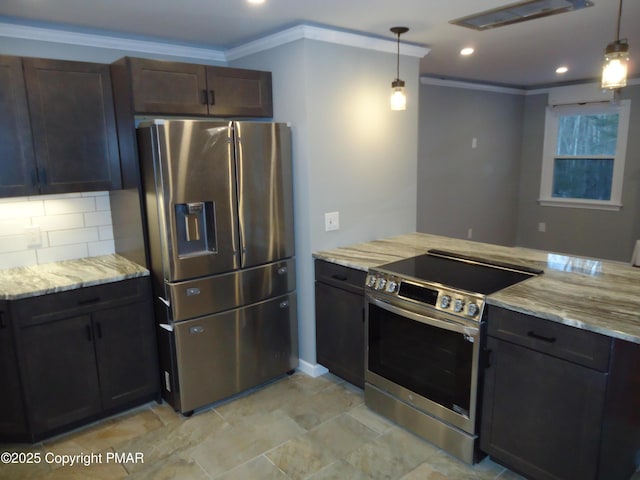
[601,0,630,90]
[390,26,409,111]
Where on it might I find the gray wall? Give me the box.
[515,87,640,262]
[233,39,420,367]
[417,81,640,262]
[417,83,524,247]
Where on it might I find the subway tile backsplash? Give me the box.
[0,192,115,270]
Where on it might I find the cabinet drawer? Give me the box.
[487,306,612,371]
[314,260,366,293]
[13,277,150,327]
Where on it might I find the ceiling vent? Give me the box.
[450,0,593,31]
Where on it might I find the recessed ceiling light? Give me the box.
[460,47,475,56]
[556,66,569,74]
[247,0,265,4]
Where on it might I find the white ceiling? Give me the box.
[0,0,637,88]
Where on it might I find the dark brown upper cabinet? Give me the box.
[0,55,37,197]
[117,57,273,117]
[23,58,122,194]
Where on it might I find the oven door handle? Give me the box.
[367,295,479,336]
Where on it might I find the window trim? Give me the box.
[538,99,630,211]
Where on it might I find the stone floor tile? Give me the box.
[408,452,506,480]
[280,382,364,430]
[213,455,290,480]
[189,409,304,478]
[345,425,441,479]
[267,413,378,479]
[306,459,373,480]
[124,453,210,480]
[43,408,164,457]
[115,408,228,474]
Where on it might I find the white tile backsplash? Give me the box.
[0,192,115,269]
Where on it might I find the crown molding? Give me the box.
[0,21,226,62]
[226,24,429,61]
[0,21,429,63]
[420,76,526,95]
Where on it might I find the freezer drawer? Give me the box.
[166,258,296,321]
[170,292,298,413]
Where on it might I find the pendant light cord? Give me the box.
[616,0,623,41]
[396,32,400,80]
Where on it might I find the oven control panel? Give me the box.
[366,271,485,321]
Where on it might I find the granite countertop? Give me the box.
[313,232,640,344]
[0,254,150,301]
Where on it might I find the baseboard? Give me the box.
[296,359,329,377]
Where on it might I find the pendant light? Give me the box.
[601,0,630,90]
[390,26,409,111]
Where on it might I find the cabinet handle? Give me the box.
[202,89,208,105]
[0,310,5,329]
[78,297,101,306]
[331,274,348,281]
[527,331,557,343]
[485,349,493,368]
[86,325,93,342]
[96,322,103,339]
[31,170,38,186]
[209,90,215,105]
[39,168,47,185]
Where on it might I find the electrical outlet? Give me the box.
[538,222,546,233]
[325,212,340,232]
[467,228,473,239]
[24,225,42,248]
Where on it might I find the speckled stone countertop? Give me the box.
[313,233,640,344]
[0,254,149,301]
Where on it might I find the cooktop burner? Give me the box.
[376,249,543,296]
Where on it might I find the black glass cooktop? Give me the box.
[377,249,543,295]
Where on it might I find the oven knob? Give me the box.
[440,295,451,309]
[375,278,387,290]
[467,303,479,317]
[365,274,377,287]
[454,298,465,313]
[386,281,398,293]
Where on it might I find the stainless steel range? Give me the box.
[364,249,542,464]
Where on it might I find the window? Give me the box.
[539,100,630,210]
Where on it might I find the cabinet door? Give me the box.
[315,282,365,388]
[92,300,158,410]
[129,58,208,115]
[0,55,37,197]
[0,302,28,439]
[20,314,102,436]
[481,336,607,480]
[23,58,122,194]
[206,66,273,117]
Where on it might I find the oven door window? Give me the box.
[368,303,473,415]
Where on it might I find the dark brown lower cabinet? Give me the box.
[481,306,640,480]
[2,277,159,442]
[315,260,366,388]
[0,301,29,437]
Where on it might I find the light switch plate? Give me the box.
[325,212,340,231]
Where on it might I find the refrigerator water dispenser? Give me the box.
[175,202,216,257]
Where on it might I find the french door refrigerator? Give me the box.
[137,119,297,414]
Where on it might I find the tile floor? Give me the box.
[0,372,526,480]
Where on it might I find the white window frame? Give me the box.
[539,99,630,211]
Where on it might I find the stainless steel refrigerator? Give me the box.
[137,119,298,414]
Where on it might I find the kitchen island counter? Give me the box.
[313,232,640,344]
[0,254,149,300]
